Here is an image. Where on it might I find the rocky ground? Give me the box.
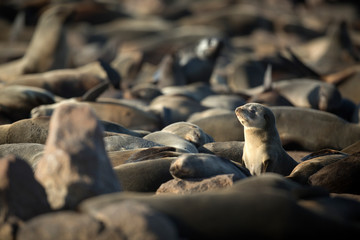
[1,0,360,239]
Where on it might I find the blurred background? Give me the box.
[1,0,360,109]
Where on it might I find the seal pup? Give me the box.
[235,103,298,176]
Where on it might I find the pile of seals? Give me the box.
[1,0,360,239]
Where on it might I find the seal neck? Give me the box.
[244,127,281,145]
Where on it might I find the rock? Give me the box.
[0,155,50,222]
[90,201,179,240]
[156,174,235,194]
[17,211,123,240]
[35,102,121,210]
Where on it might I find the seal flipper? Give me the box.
[81,81,110,102]
[98,59,121,89]
[9,10,25,43]
[263,64,273,92]
[286,47,321,79]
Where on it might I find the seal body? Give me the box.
[235,103,297,176]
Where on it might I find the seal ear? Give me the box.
[261,159,270,173]
[263,112,270,129]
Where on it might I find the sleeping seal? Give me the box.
[235,103,298,175]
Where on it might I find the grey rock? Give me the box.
[35,102,121,210]
[0,155,50,223]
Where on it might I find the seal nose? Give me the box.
[235,107,243,117]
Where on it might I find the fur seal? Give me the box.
[0,116,50,144]
[271,106,360,150]
[161,82,214,102]
[235,103,298,175]
[107,146,179,167]
[104,135,162,152]
[308,152,360,194]
[169,153,249,180]
[287,149,349,185]
[0,143,44,169]
[187,108,233,122]
[161,121,213,147]
[189,111,243,142]
[192,106,360,151]
[0,85,55,122]
[143,131,198,153]
[153,53,186,88]
[32,99,161,131]
[0,4,74,81]
[200,94,246,110]
[176,37,223,84]
[113,158,175,192]
[239,79,342,112]
[6,61,109,98]
[198,141,245,164]
[149,94,206,125]
[80,174,360,239]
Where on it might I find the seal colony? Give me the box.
[1,1,360,239]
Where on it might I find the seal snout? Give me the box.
[235,105,255,125]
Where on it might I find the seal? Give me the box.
[0,143,44,169]
[161,121,213,147]
[235,103,298,176]
[0,4,74,81]
[169,153,249,180]
[308,152,360,194]
[79,173,360,240]
[0,85,55,122]
[287,149,348,185]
